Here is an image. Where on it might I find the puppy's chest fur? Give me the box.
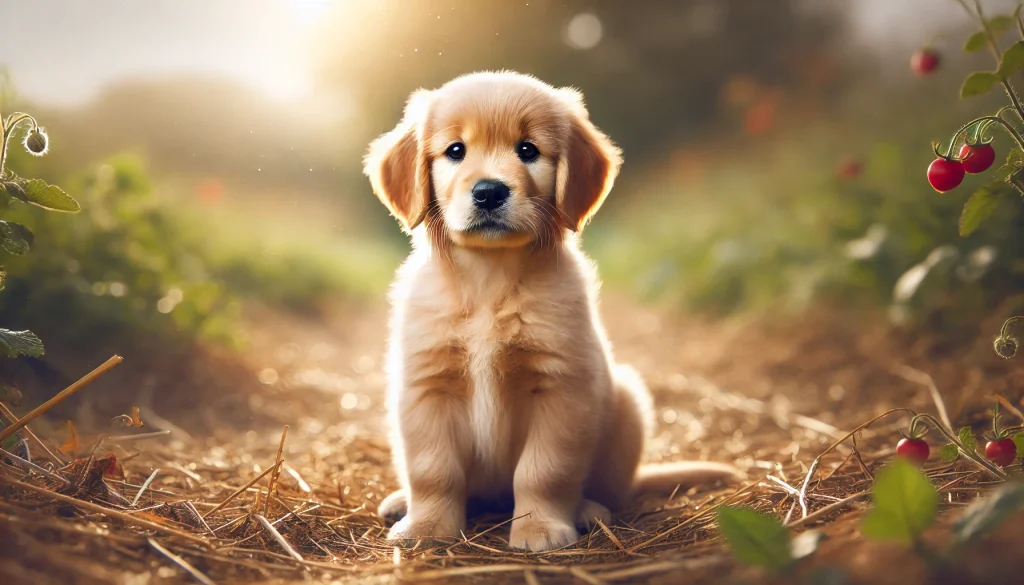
[402,256,577,495]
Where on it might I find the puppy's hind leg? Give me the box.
[583,364,652,512]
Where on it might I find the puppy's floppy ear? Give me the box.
[364,90,433,232]
[555,89,623,233]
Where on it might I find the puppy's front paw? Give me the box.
[386,516,460,547]
[509,516,579,552]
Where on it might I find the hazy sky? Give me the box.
[0,0,1012,108]
[0,0,331,105]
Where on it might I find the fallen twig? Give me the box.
[0,355,123,445]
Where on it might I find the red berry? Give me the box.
[958,143,996,174]
[838,160,862,179]
[985,438,1017,467]
[911,49,940,76]
[927,158,965,192]
[896,438,930,463]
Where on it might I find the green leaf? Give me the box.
[0,221,32,255]
[1012,432,1024,456]
[998,41,1024,77]
[959,183,1008,236]
[717,506,793,572]
[964,31,988,53]
[19,179,79,212]
[941,444,960,462]
[997,147,1024,173]
[959,426,978,452]
[961,71,1001,98]
[953,482,1024,546]
[0,328,44,358]
[0,433,19,450]
[860,459,937,544]
[990,15,1016,35]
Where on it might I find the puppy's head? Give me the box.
[364,71,622,248]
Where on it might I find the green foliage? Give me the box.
[958,180,1009,236]
[961,72,1001,98]
[716,506,794,572]
[0,220,32,255]
[997,41,1024,78]
[861,459,938,544]
[0,109,79,359]
[1012,431,1024,455]
[0,327,43,357]
[0,154,399,349]
[964,31,988,53]
[959,426,978,452]
[940,443,960,462]
[953,482,1024,546]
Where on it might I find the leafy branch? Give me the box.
[0,107,81,358]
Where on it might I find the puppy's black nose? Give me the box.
[471,179,510,211]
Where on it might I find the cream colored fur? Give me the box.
[363,71,741,552]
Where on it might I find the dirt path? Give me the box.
[2,294,1023,584]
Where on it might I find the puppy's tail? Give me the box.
[632,462,745,495]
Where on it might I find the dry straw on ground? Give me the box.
[0,341,1015,585]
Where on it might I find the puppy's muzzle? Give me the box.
[471,179,510,211]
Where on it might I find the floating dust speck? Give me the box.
[258,368,279,385]
[340,393,358,411]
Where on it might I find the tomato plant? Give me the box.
[0,110,78,358]
[923,2,1024,238]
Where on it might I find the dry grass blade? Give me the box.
[627,476,763,552]
[202,464,277,520]
[594,518,625,551]
[255,513,303,562]
[131,468,161,507]
[0,448,70,485]
[894,365,952,431]
[0,355,123,444]
[0,402,65,464]
[795,407,914,518]
[264,425,288,516]
[401,564,571,581]
[995,394,1024,424]
[148,538,217,585]
[786,492,869,528]
[105,430,172,443]
[570,566,607,584]
[0,474,208,545]
[595,558,722,581]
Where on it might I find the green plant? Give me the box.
[0,109,79,358]
[927,1,1024,237]
[716,505,823,574]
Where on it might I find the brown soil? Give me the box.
[2,294,1024,585]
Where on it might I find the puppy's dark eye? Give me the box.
[444,142,465,162]
[516,141,540,163]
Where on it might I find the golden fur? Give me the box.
[364,71,741,552]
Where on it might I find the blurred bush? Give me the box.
[0,153,398,350]
[587,70,1024,330]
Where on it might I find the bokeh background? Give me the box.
[1,0,1022,370]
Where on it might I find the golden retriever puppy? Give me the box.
[364,71,740,552]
